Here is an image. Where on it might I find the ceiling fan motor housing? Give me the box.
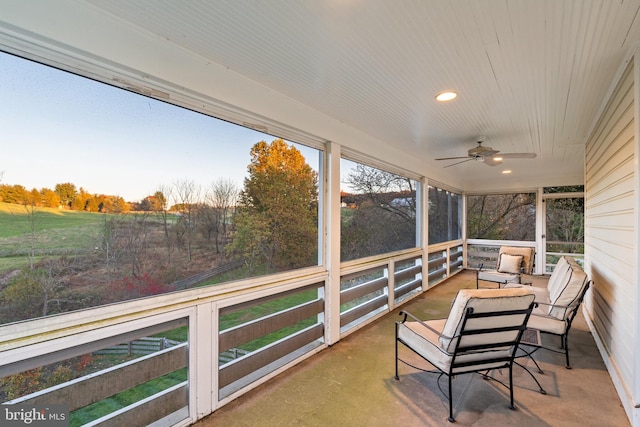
[469,145,499,157]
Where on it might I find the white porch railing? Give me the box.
[0,241,464,427]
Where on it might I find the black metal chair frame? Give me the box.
[521,279,592,370]
[395,301,536,423]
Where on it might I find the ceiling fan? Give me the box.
[435,140,537,168]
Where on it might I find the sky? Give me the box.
[0,52,323,204]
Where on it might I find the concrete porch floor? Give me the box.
[194,270,628,426]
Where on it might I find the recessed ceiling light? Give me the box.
[436,91,457,102]
[502,170,512,174]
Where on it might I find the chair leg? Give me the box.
[394,347,399,379]
[447,374,455,422]
[508,365,516,411]
[563,334,572,369]
[394,329,400,380]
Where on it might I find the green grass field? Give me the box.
[0,203,170,271]
[0,203,107,269]
[0,202,107,238]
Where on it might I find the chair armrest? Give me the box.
[531,300,574,319]
[398,310,452,339]
[533,301,572,310]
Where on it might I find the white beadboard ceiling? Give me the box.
[16,1,640,190]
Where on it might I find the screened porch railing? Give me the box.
[0,241,463,427]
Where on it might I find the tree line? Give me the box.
[0,181,211,214]
[0,182,131,213]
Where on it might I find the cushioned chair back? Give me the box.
[497,246,535,274]
[439,288,535,354]
[548,256,589,319]
[546,256,570,296]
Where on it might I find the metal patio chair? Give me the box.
[394,288,536,423]
[476,246,536,288]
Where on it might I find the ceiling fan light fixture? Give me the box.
[502,170,512,174]
[493,156,503,161]
[436,91,457,102]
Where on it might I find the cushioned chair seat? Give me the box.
[477,270,520,285]
[506,285,551,306]
[526,313,566,335]
[397,319,451,372]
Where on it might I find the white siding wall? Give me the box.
[585,56,638,422]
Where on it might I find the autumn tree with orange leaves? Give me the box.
[229,139,318,271]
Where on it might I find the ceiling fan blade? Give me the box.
[443,158,474,168]
[497,153,537,159]
[483,156,503,166]
[480,149,500,157]
[435,156,471,161]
